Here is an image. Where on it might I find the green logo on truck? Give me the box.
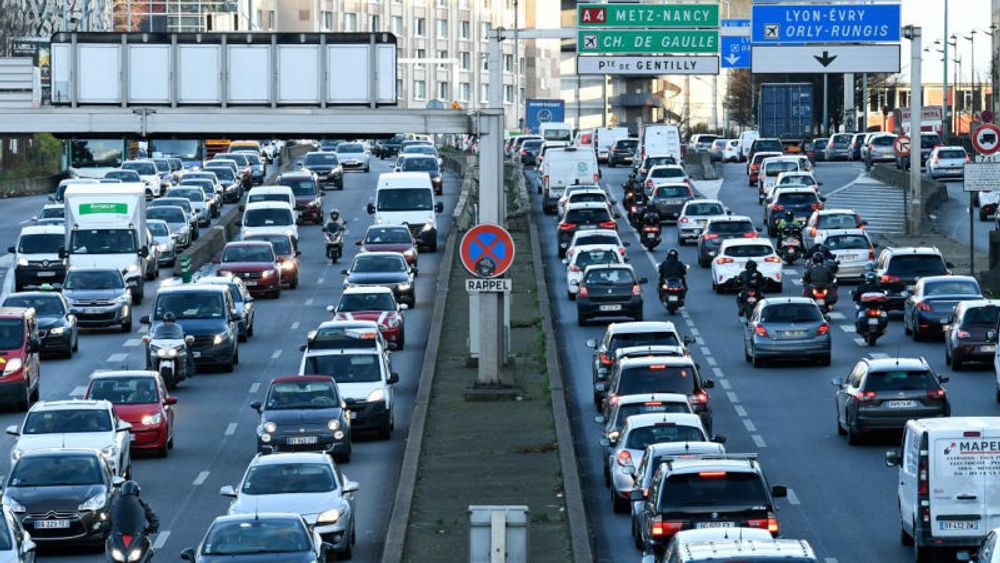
[79,203,128,215]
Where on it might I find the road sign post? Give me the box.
[965,160,1000,276]
[907,26,923,236]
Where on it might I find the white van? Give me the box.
[539,122,573,143]
[594,127,630,163]
[241,201,298,243]
[540,147,599,215]
[639,124,682,164]
[247,186,296,214]
[368,172,443,252]
[738,130,761,162]
[886,417,1000,558]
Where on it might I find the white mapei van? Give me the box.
[639,124,682,164]
[886,417,1000,559]
[540,147,599,215]
[368,172,443,252]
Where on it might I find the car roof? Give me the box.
[271,374,335,384]
[649,164,685,171]
[720,238,774,249]
[354,251,406,259]
[244,201,293,210]
[919,275,977,285]
[758,297,817,307]
[955,299,1000,312]
[89,370,158,380]
[662,456,761,474]
[672,527,773,544]
[565,201,610,211]
[157,283,228,296]
[66,266,124,275]
[211,513,306,525]
[225,240,272,248]
[31,399,111,411]
[704,215,752,224]
[772,187,817,195]
[342,286,394,295]
[19,224,64,235]
[645,441,726,458]
[814,208,856,216]
[863,357,929,371]
[623,412,704,430]
[607,321,679,335]
[276,171,313,179]
[570,229,619,239]
[618,355,696,369]
[682,199,723,207]
[582,263,633,274]
[617,393,690,406]
[884,246,942,256]
[570,244,620,254]
[678,539,816,559]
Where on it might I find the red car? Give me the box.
[84,370,177,457]
[0,307,40,411]
[358,225,418,266]
[330,286,407,349]
[276,171,324,224]
[216,241,283,298]
[244,233,300,289]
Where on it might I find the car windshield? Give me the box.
[650,168,685,179]
[202,519,311,555]
[872,136,895,146]
[684,203,724,216]
[122,162,156,175]
[353,255,407,273]
[566,208,611,224]
[939,149,966,159]
[583,268,634,285]
[825,235,870,251]
[609,332,680,354]
[152,159,170,172]
[400,158,438,172]
[9,455,103,487]
[148,222,170,237]
[338,292,396,312]
[223,245,274,263]
[404,145,436,155]
[218,154,249,166]
[245,154,261,165]
[168,189,203,202]
[3,296,63,316]
[17,233,62,254]
[708,221,754,235]
[104,170,140,181]
[88,378,159,405]
[147,207,184,223]
[365,227,412,244]
[760,304,823,323]
[64,270,123,289]
[725,245,772,258]
[305,153,339,165]
[765,161,800,175]
[338,143,364,153]
[816,214,858,229]
[575,250,620,269]
[304,354,382,383]
[280,178,317,197]
[625,424,705,450]
[618,366,695,395]
[865,370,939,392]
[0,319,24,349]
[155,293,225,319]
[614,402,690,428]
[887,255,948,277]
[23,409,112,433]
[377,188,433,211]
[963,306,1000,327]
[246,236,291,255]
[265,380,339,410]
[70,229,138,255]
[924,281,981,296]
[243,462,337,495]
[654,186,689,199]
[249,194,289,206]
[753,140,782,152]
[660,472,768,509]
[244,208,293,227]
[776,193,818,205]
[210,168,236,182]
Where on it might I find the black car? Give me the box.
[2,292,77,357]
[3,449,119,546]
[251,375,352,462]
[557,203,616,258]
[874,247,952,310]
[205,166,242,203]
[945,300,1000,371]
[299,152,344,189]
[275,171,324,224]
[576,264,646,325]
[896,132,942,170]
[341,252,416,307]
[764,189,824,237]
[696,216,758,267]
[142,285,241,372]
[903,275,982,340]
[397,155,444,195]
[376,134,406,159]
[601,356,714,434]
[609,138,639,168]
[519,139,543,166]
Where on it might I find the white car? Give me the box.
[148,219,177,267]
[120,160,163,197]
[711,238,782,293]
[566,229,629,263]
[558,185,612,218]
[757,156,803,202]
[813,229,876,280]
[7,400,132,477]
[927,145,969,180]
[722,139,741,162]
[803,208,866,248]
[642,164,689,197]
[677,199,728,245]
[336,141,371,172]
[241,201,299,243]
[774,171,820,193]
[564,244,624,299]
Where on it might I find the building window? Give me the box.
[415,17,426,37]
[414,80,427,100]
[482,55,488,71]
[481,84,489,103]
[267,10,275,30]
[344,13,357,32]
[481,22,490,41]
[437,0,448,7]
[459,82,470,101]
[415,48,426,69]
[322,11,333,31]
[436,19,448,38]
[519,57,525,75]
[460,21,470,39]
[255,9,262,29]
[460,52,471,70]
[438,81,449,100]
[370,15,380,31]
[504,84,513,104]
[504,54,513,73]
[391,16,403,35]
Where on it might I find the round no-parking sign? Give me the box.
[460,224,515,278]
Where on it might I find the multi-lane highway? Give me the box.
[530,158,996,562]
[0,155,458,561]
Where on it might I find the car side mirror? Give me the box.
[180,548,195,561]
[299,344,307,352]
[435,202,444,213]
[771,485,788,498]
[219,485,237,498]
[58,247,68,259]
[326,305,335,313]
[211,257,220,264]
[938,376,950,384]
[5,425,18,437]
[250,401,262,412]
[946,261,955,269]
[139,315,151,325]
[5,246,13,254]
[354,240,363,246]
[165,396,178,406]
[388,372,400,384]
[399,304,409,310]
[340,268,349,275]
[230,312,244,323]
[594,415,606,424]
[712,434,727,444]
[885,449,902,467]
[296,250,302,257]
[367,202,375,214]
[138,247,149,258]
[703,379,715,389]
[342,481,359,494]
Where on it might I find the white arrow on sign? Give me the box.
[752,44,900,74]
[725,54,741,66]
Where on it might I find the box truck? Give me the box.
[758,83,814,153]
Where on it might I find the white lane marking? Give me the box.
[153,531,171,550]
[734,405,747,417]
[680,309,691,319]
[869,352,889,359]
[787,488,801,505]
[825,559,839,563]
[106,353,129,363]
[839,324,854,333]
[824,171,871,197]
[317,277,325,284]
[291,321,300,330]
[752,434,767,448]
[224,423,238,436]
[854,337,867,346]
[792,279,803,286]
[706,356,717,367]
[785,268,799,276]
[727,391,740,404]
[719,378,732,390]
[271,349,282,360]
[249,382,260,394]
[699,346,712,357]
[828,311,845,320]
[70,385,86,397]
[711,367,724,379]
[743,419,756,432]
[123,338,142,347]
[192,471,210,486]
[304,298,314,306]
[689,327,700,337]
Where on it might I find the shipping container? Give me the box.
[758,83,814,150]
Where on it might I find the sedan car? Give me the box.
[567,229,628,262]
[179,178,222,217]
[150,197,199,239]
[341,252,416,307]
[181,513,331,562]
[557,203,617,257]
[300,151,344,189]
[711,239,782,292]
[83,370,176,457]
[196,276,256,341]
[2,291,77,357]
[335,141,370,172]
[812,229,876,280]
[332,286,407,349]
[648,183,695,223]
[563,244,624,299]
[824,133,854,161]
[146,206,191,248]
[676,199,726,245]
[217,241,282,299]
[244,233,300,290]
[147,219,177,267]
[743,297,831,367]
[696,215,758,268]
[397,155,444,195]
[576,264,647,325]
[833,357,949,444]
[864,133,897,167]
[904,275,983,340]
[595,392,694,444]
[944,300,1000,371]
[358,225,419,266]
[927,146,969,180]
[251,376,351,461]
[164,187,211,227]
[642,165,689,197]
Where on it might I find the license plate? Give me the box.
[782,330,806,338]
[580,225,596,230]
[192,351,201,358]
[244,281,258,287]
[646,233,657,239]
[35,520,70,529]
[83,307,104,314]
[868,318,880,326]
[982,345,997,353]
[815,299,826,306]
[668,296,679,302]
[288,436,318,445]
[940,317,950,324]
[940,520,978,531]
[599,304,622,312]
[695,521,735,529]
[36,271,56,277]
[885,400,918,408]
[350,411,358,419]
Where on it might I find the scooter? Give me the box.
[806,285,833,314]
[324,224,345,264]
[106,529,154,563]
[659,277,686,314]
[778,226,803,265]
[855,291,889,346]
[640,223,662,251]
[144,329,194,390]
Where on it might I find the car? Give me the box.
[274,171,324,225]
[664,535,817,562]
[556,202,616,258]
[298,321,399,439]
[586,321,690,405]
[773,171,820,195]
[811,229,876,280]
[576,264,647,325]
[10,224,67,291]
[147,219,177,267]
[179,178,222,216]
[319,139,342,152]
[2,291,77,357]
[944,300,1000,371]
[864,133,897,167]
[62,267,133,331]
[240,201,298,243]
[7,400,131,477]
[218,241,283,298]
[35,204,64,223]
[213,152,254,188]
[642,165,689,197]
[743,297,831,367]
[609,138,639,167]
[595,392,694,444]
[803,208,866,248]
[535,140,569,168]
[375,134,405,158]
[201,164,242,202]
[242,152,266,184]
[180,513,331,562]
[696,215,758,268]
[600,355,714,433]
[396,154,444,195]
[0,307,40,410]
[633,155,677,181]
[341,251,416,307]
[300,151,344,189]
[927,146,969,181]
[250,376,352,461]
[557,185,611,218]
[3,449,118,547]
[83,370,176,457]
[721,139,741,163]
[602,412,716,513]
[102,169,141,184]
[809,138,828,162]
[120,160,163,197]
[146,205,192,248]
[518,138,543,165]
[563,244,624,300]
[567,229,629,263]
[711,239,782,293]
[648,182,695,223]
[824,133,854,161]
[196,276,256,341]
[142,284,241,372]
[757,156,803,202]
[895,131,942,170]
[632,455,787,554]
[676,199,727,245]
[358,225,419,266]
[331,286,408,349]
[708,138,728,162]
[737,130,760,161]
[687,134,718,154]
[244,233,300,290]
[150,197,200,238]
[874,246,952,310]
[747,137,783,165]
[745,151,783,186]
[833,357,950,444]
[848,132,866,160]
[903,275,983,340]
[764,187,824,236]
[165,186,211,226]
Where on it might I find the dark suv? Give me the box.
[601,355,714,433]
[696,216,758,267]
[275,171,324,224]
[142,284,241,372]
[557,203,616,258]
[874,247,951,310]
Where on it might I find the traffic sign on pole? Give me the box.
[720,19,751,69]
[577,3,719,28]
[751,44,900,74]
[577,29,718,55]
[577,55,719,75]
[964,161,1000,192]
[893,135,911,158]
[460,224,515,279]
[983,110,995,124]
[972,123,1000,156]
[751,3,901,44]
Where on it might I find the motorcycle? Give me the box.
[855,291,889,346]
[106,529,154,563]
[659,277,686,314]
[807,285,833,314]
[640,224,662,251]
[144,326,194,390]
[738,287,763,319]
[324,224,345,264]
[778,226,803,265]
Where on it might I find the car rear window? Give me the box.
[923,280,980,296]
[609,332,680,354]
[616,140,639,150]
[753,140,783,153]
[872,135,895,146]
[886,255,947,277]
[566,208,611,224]
[613,402,691,428]
[625,424,705,450]
[617,365,696,396]
[824,235,870,251]
[778,174,812,185]
[569,193,608,205]
[522,140,542,150]
[816,214,858,229]
[575,249,621,268]
[658,471,769,510]
[864,370,938,392]
[832,134,853,145]
[760,304,823,323]
[707,221,754,235]
[685,203,724,216]
[776,193,818,205]
[574,234,618,247]
[725,244,772,258]
[651,167,685,179]
[644,156,676,167]
[939,149,966,159]
[962,306,1000,327]
[655,186,690,198]
[583,268,635,285]
[764,161,800,175]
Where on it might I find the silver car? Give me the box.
[814,229,876,280]
[743,297,832,367]
[148,219,176,267]
[165,187,211,227]
[336,142,371,172]
[927,146,968,180]
[221,452,358,557]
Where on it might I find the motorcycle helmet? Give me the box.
[329,209,340,221]
[163,312,176,323]
[812,252,825,264]
[864,271,878,284]
[815,243,829,256]
[667,249,679,261]
[746,260,758,271]
[121,480,141,497]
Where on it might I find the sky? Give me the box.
[901,0,994,84]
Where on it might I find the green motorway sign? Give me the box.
[577,30,719,55]
[577,4,720,28]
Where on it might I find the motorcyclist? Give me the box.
[812,243,839,271]
[852,271,884,331]
[658,249,687,292]
[737,260,766,316]
[640,206,661,230]
[323,209,346,235]
[155,312,194,376]
[802,251,837,294]
[109,481,159,551]
[776,211,802,240]
[323,209,346,261]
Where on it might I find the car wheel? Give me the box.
[156,440,169,458]
[751,347,764,368]
[223,354,235,373]
[699,256,709,268]
[911,318,923,341]
[247,320,255,338]
[396,330,405,350]
[131,290,142,306]
[336,529,355,561]
[122,317,132,333]
[378,415,393,440]
[290,276,298,290]
[915,546,936,563]
[819,354,831,367]
[950,350,963,371]
[836,410,846,435]
[900,520,914,546]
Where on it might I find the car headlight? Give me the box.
[402,249,416,259]
[3,358,23,376]
[260,432,272,443]
[156,347,178,358]
[261,269,275,279]
[50,326,65,335]
[79,492,107,511]
[141,413,163,426]
[2,496,25,513]
[263,421,277,433]
[367,388,385,403]
[125,263,139,273]
[317,509,341,524]
[212,331,228,345]
[16,258,27,267]
[283,229,295,237]
[397,282,411,292]
[279,261,296,271]
[309,199,322,208]
[328,419,340,431]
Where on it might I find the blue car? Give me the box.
[141,284,240,371]
[744,297,831,367]
[904,275,983,341]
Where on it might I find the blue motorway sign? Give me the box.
[524,98,565,134]
[721,19,750,69]
[751,3,900,44]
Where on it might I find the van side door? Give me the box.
[899,425,919,533]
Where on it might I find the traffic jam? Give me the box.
[0,135,448,561]
[516,118,1000,562]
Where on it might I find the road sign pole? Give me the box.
[971,188,976,277]
[844,73,855,133]
[822,74,829,136]
[907,26,923,235]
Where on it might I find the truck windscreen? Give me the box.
[70,229,138,254]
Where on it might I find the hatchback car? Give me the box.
[557,202,616,258]
[600,355,714,433]
[711,239,782,292]
[764,188,824,236]
[335,141,370,172]
[811,229,876,280]
[804,208,866,248]
[359,225,419,267]
[564,244,624,300]
[595,392,694,444]
[181,513,330,562]
[519,139,543,165]
[576,264,647,325]
[743,297,831,367]
[62,267,133,331]
[824,133,854,161]
[150,197,199,238]
[341,252,415,307]
[147,219,177,267]
[643,165,689,197]
[904,275,983,340]
[864,133,897,167]
[84,370,176,457]
[558,185,612,218]
[746,151,783,186]
[244,233,300,290]
[567,229,628,263]
[808,138,828,161]
[250,376,351,461]
[696,216,758,267]
[676,199,727,245]
[832,357,950,444]
[164,187,210,227]
[609,138,639,167]
[300,151,344,189]
[944,300,1000,370]
[332,286,408,349]
[874,246,952,310]
[274,171,324,224]
[587,321,690,405]
[2,291,77,357]
[649,183,695,223]
[146,206,192,248]
[197,276,256,341]
[927,146,969,180]
[218,241,283,298]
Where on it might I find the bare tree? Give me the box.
[724,69,755,128]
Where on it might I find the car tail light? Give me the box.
[579,286,588,298]
[927,388,947,401]
[651,517,685,537]
[754,325,769,337]
[599,220,617,229]
[559,222,577,231]
[853,390,877,403]
[632,284,641,296]
[817,323,830,335]
[715,256,734,264]
[880,274,900,284]
[569,264,580,272]
[698,471,727,478]
[619,247,627,256]
[542,175,549,185]
[520,149,528,156]
[703,233,720,240]
[916,301,933,312]
[691,391,709,405]
[600,353,612,365]
[643,401,663,406]
[771,204,784,212]
[748,514,780,535]
[764,256,781,263]
[918,452,929,496]
[742,231,757,238]
[630,205,639,213]
[593,174,600,183]
[811,202,824,210]
[812,288,828,298]
[616,450,633,466]
[966,430,983,437]
[679,216,689,223]
[956,329,971,338]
